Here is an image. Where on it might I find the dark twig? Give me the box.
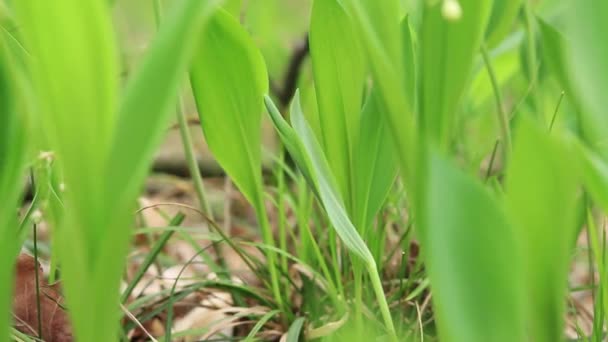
[168,34,310,130]
[275,34,310,109]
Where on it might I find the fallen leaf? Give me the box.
[13,253,73,342]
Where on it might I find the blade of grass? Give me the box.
[244,309,281,341]
[121,213,185,303]
[480,44,512,155]
[286,317,306,342]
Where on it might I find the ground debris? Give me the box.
[13,253,73,342]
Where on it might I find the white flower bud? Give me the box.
[38,151,54,163]
[31,209,43,224]
[442,0,462,21]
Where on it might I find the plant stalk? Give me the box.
[153,0,213,220]
[368,261,398,342]
[481,44,512,157]
[255,201,284,309]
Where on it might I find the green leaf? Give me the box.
[565,2,608,157]
[342,0,416,189]
[486,0,523,47]
[264,95,316,195]
[279,93,397,341]
[14,1,120,338]
[286,317,306,342]
[579,144,608,214]
[289,93,372,262]
[222,0,242,17]
[419,0,493,148]
[14,0,118,253]
[353,89,397,233]
[14,2,117,149]
[505,118,579,342]
[537,18,583,132]
[401,15,417,113]
[190,8,268,206]
[0,35,27,342]
[16,0,222,341]
[418,149,525,342]
[309,0,365,207]
[189,9,283,307]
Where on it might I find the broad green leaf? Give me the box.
[342,0,401,65]
[0,36,27,342]
[190,9,283,306]
[579,144,608,214]
[190,8,267,206]
[14,0,118,254]
[16,0,222,340]
[0,5,29,68]
[222,0,242,17]
[565,2,608,158]
[310,0,365,207]
[419,0,493,148]
[353,89,397,233]
[537,18,583,130]
[14,1,119,339]
[538,18,568,88]
[505,118,579,342]
[342,0,416,189]
[486,0,523,47]
[419,149,525,342]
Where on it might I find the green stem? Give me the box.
[353,264,364,331]
[277,148,288,274]
[153,0,213,220]
[255,200,283,309]
[481,44,512,157]
[367,261,398,342]
[176,96,214,219]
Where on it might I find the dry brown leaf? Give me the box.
[13,253,73,342]
[172,291,234,341]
